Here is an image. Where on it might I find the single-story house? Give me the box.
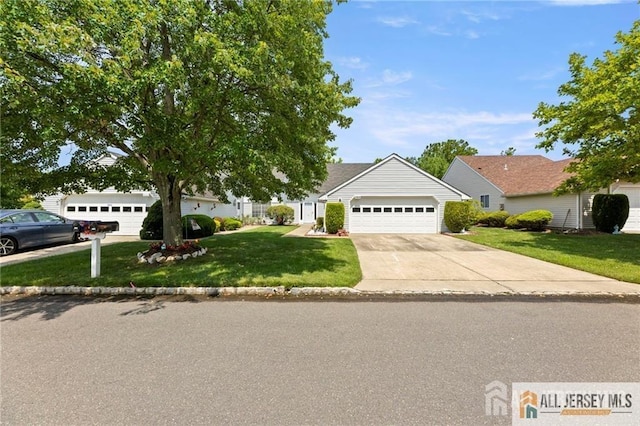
[44,152,469,235]
[217,153,470,234]
[442,155,640,232]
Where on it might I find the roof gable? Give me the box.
[322,153,469,198]
[456,155,573,196]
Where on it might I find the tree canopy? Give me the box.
[534,19,640,193]
[413,139,478,178]
[1,0,358,244]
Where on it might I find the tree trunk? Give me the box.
[154,173,183,246]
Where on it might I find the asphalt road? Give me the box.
[1,298,639,425]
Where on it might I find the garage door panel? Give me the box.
[617,187,640,232]
[349,198,438,234]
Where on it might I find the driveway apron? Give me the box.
[351,234,640,293]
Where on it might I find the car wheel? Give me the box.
[0,237,17,256]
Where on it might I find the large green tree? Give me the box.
[534,20,640,193]
[413,139,478,178]
[1,0,358,244]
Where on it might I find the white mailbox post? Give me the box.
[78,220,119,278]
[85,232,107,278]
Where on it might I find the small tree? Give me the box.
[325,202,345,234]
[592,194,629,233]
[266,205,294,225]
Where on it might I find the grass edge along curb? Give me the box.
[2,286,640,301]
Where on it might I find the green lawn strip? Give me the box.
[455,227,640,284]
[0,226,362,287]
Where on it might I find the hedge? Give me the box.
[444,201,478,233]
[505,210,553,231]
[477,210,510,228]
[325,202,345,234]
[515,210,553,231]
[592,194,629,233]
[224,218,242,231]
[182,214,214,239]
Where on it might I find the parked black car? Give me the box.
[0,209,83,256]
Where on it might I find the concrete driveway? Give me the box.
[351,234,640,294]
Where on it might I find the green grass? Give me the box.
[456,227,640,284]
[0,226,362,287]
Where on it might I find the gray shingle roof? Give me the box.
[317,163,373,194]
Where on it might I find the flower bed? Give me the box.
[137,240,208,264]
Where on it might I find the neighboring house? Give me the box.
[42,152,224,236]
[442,155,640,232]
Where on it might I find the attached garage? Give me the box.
[614,184,640,233]
[349,197,438,234]
[319,154,469,234]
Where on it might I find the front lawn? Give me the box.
[455,227,640,284]
[0,226,362,287]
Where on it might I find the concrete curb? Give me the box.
[2,286,640,302]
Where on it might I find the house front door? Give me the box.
[303,203,315,223]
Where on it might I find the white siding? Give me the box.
[442,158,503,211]
[325,157,466,233]
[505,194,579,229]
[612,184,640,232]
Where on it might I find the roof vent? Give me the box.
[503,164,508,171]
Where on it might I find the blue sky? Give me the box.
[324,0,640,162]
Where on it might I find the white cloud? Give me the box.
[377,16,419,28]
[336,56,369,70]
[461,9,504,23]
[465,30,480,39]
[381,69,413,85]
[426,25,453,37]
[358,109,535,152]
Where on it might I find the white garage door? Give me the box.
[617,186,640,232]
[349,198,438,234]
[65,204,149,236]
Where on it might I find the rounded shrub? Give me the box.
[223,218,242,231]
[140,200,163,240]
[213,216,226,231]
[505,214,521,229]
[266,205,294,225]
[444,201,477,233]
[515,209,553,231]
[325,202,345,234]
[182,214,214,239]
[213,219,221,233]
[592,194,629,233]
[477,211,510,228]
[315,216,325,231]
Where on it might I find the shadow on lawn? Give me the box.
[206,228,354,282]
